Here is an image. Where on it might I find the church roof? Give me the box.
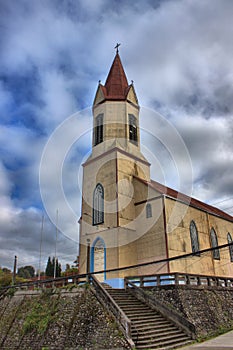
[135,176,233,222]
[97,52,132,101]
[93,50,139,106]
[104,52,129,99]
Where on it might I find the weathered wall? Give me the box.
[0,287,129,350]
[149,286,233,337]
[165,197,233,276]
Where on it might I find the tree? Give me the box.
[54,257,62,278]
[2,267,11,274]
[17,265,35,279]
[45,257,53,277]
[18,267,30,279]
[45,256,62,277]
[24,265,35,277]
[62,262,78,276]
[0,267,12,287]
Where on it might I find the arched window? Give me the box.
[94,114,103,146]
[93,184,104,225]
[146,203,152,218]
[129,114,138,144]
[91,237,106,281]
[210,228,220,260]
[190,220,200,254]
[227,233,233,262]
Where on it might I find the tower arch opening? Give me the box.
[91,237,106,282]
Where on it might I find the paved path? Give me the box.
[183,330,233,349]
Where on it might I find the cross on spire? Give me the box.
[114,43,121,53]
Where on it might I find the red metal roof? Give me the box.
[135,176,233,222]
[101,52,131,100]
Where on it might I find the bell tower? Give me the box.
[90,50,147,163]
[79,48,151,284]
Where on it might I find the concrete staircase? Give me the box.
[107,288,193,349]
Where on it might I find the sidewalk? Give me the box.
[183,330,233,349]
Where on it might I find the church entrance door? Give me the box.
[91,238,106,282]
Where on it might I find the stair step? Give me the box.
[114,298,145,306]
[119,305,150,311]
[122,308,153,314]
[106,288,193,350]
[135,336,192,349]
[135,332,188,344]
[114,294,136,297]
[125,311,159,318]
[132,319,171,326]
[129,315,165,322]
[132,323,179,333]
[132,326,178,336]
[117,302,147,307]
[110,297,137,302]
[109,296,134,300]
[136,340,193,350]
[109,293,138,303]
[132,329,184,340]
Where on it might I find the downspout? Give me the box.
[206,212,215,275]
[162,195,170,273]
[115,152,120,277]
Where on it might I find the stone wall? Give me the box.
[0,287,129,350]
[148,286,233,338]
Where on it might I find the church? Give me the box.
[79,48,233,287]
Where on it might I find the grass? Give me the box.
[22,292,59,335]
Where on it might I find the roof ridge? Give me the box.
[134,176,233,222]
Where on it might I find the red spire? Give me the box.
[103,52,129,100]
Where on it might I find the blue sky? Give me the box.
[1,0,233,271]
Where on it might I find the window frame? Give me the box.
[227,233,233,262]
[128,114,138,145]
[146,203,152,218]
[190,220,200,255]
[93,183,104,225]
[210,228,220,260]
[94,114,103,146]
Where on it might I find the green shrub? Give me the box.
[23,296,58,335]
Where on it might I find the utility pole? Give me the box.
[12,255,17,285]
[38,215,44,280]
[86,239,90,283]
[54,209,58,279]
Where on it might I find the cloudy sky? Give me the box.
[1,0,233,271]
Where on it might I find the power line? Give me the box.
[88,242,233,276]
[221,205,233,211]
[210,197,233,206]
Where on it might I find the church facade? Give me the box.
[79,50,233,286]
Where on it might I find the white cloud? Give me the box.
[1,0,233,269]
